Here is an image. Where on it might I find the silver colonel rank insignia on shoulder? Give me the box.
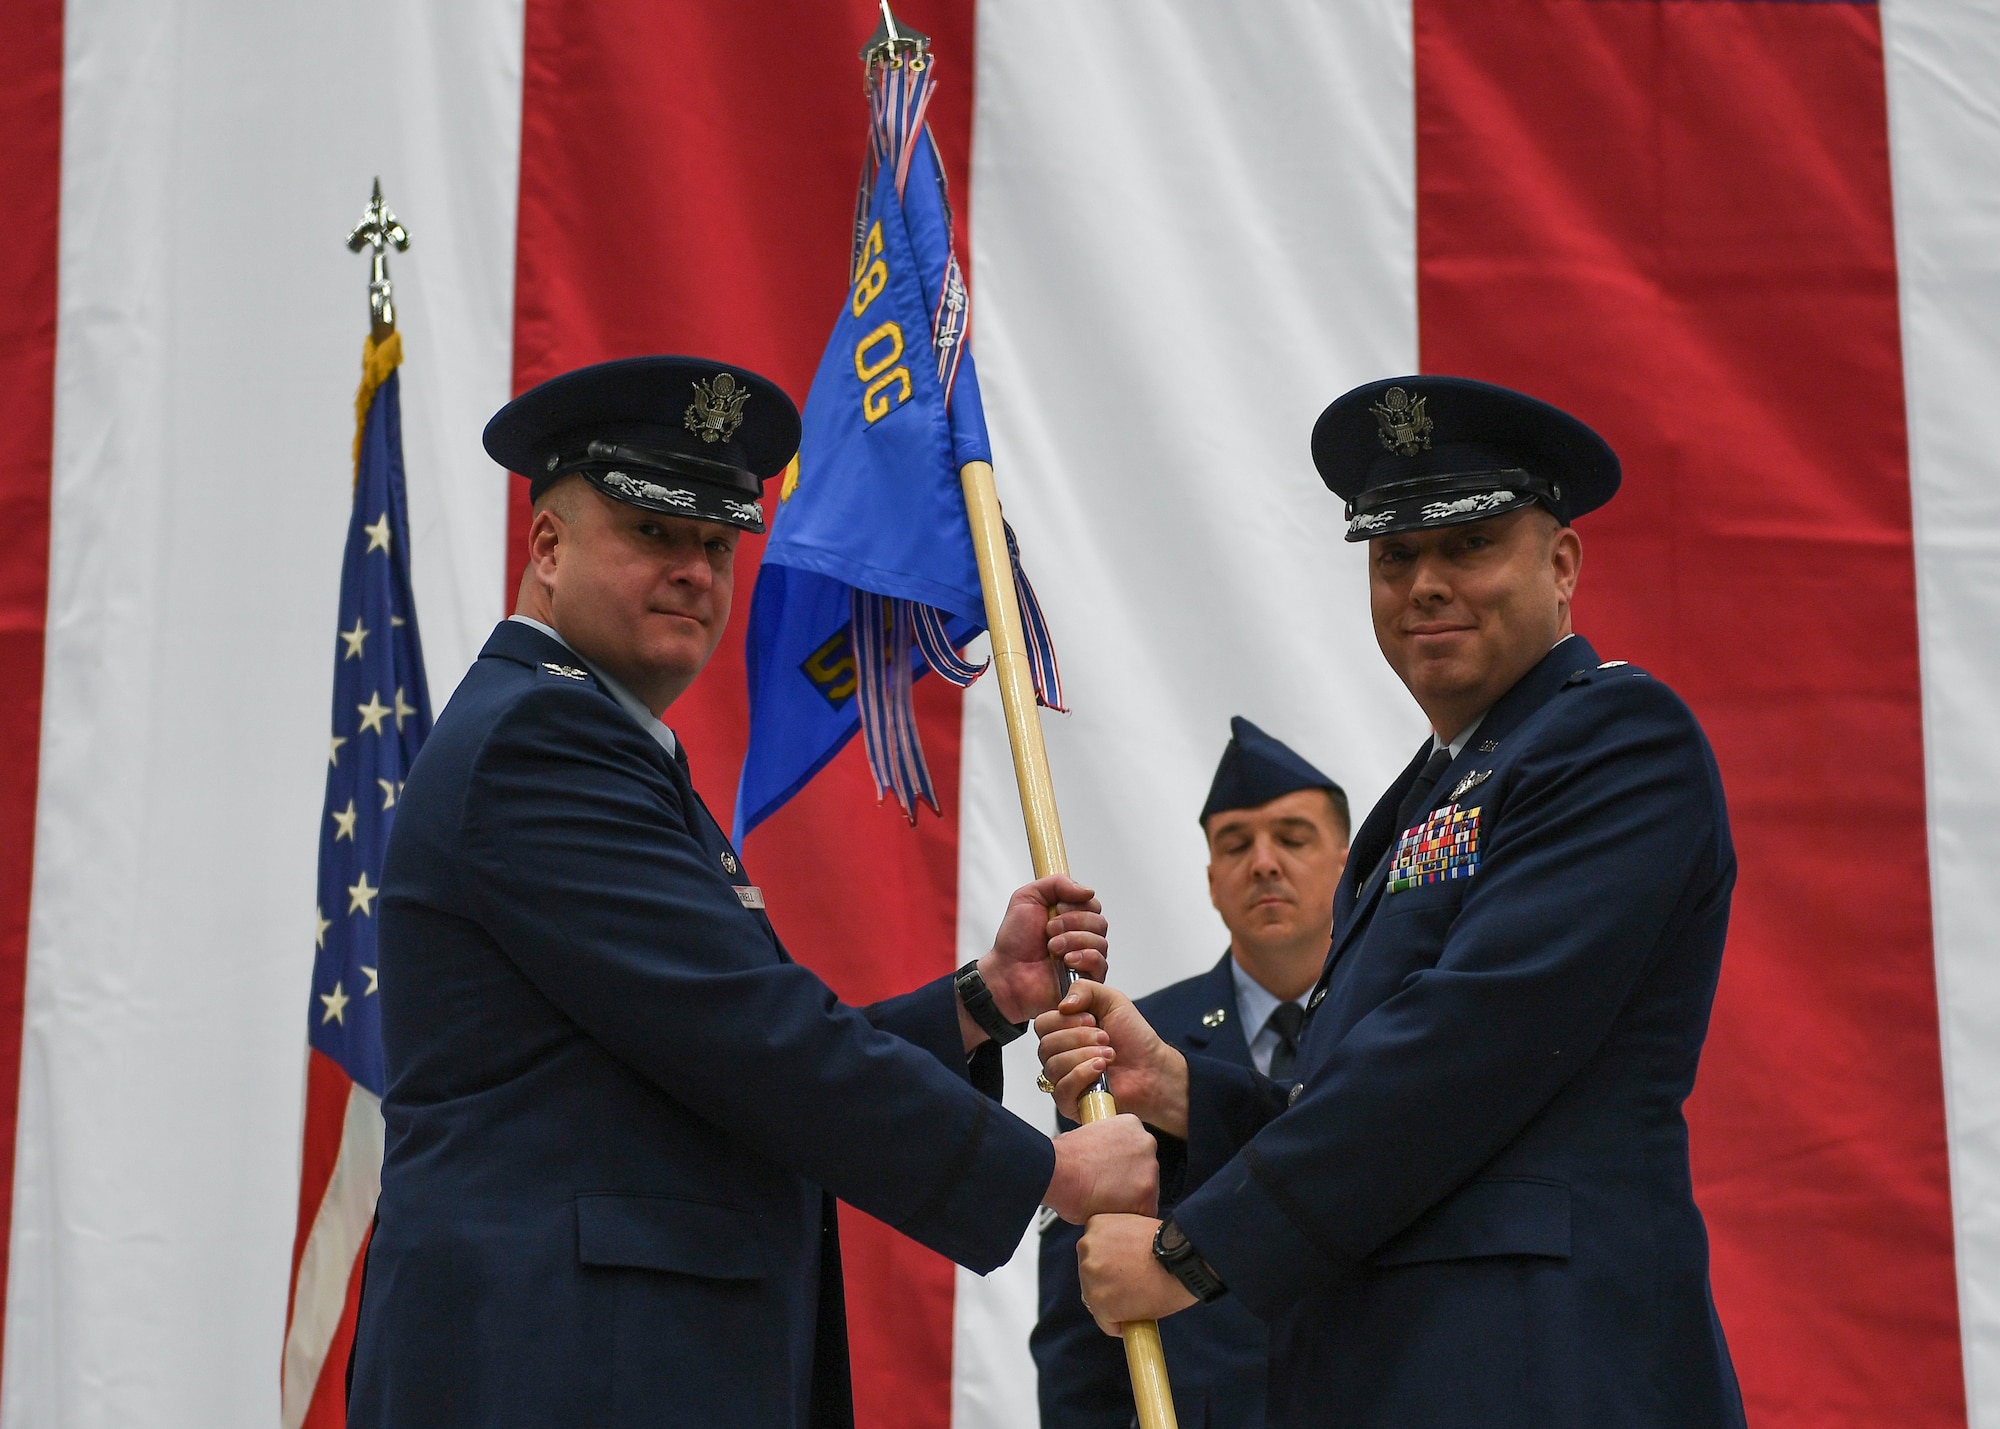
[1371,386,1432,456]
[685,371,751,444]
[541,662,588,681]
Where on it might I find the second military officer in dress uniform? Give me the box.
[1037,377,1746,1429]
[1034,718,1349,1429]
[347,357,1158,1429]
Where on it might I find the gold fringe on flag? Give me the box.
[352,329,404,479]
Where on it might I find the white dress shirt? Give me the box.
[1230,957,1310,1079]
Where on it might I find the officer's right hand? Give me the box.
[1035,981,1190,1139]
[1043,1114,1159,1224]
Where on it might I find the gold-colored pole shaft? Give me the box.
[958,460,1179,1429]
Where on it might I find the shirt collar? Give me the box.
[1229,955,1302,1039]
[507,614,678,758]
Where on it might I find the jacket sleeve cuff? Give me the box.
[866,976,1013,1100]
[898,1094,1055,1274]
[1171,1146,1332,1322]
[1183,1053,1289,1191]
[863,975,964,1070]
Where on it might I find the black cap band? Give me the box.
[535,438,769,534]
[540,438,760,498]
[1343,466,1564,541]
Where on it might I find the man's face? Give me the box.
[1368,507,1581,734]
[1204,790,1349,958]
[530,481,740,708]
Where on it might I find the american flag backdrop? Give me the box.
[1,3,2000,1429]
[279,332,430,1429]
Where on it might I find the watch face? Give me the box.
[1158,1221,1187,1254]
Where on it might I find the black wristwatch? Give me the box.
[954,960,1028,1045]
[1153,1217,1228,1303]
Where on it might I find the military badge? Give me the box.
[1421,490,1517,524]
[1370,386,1432,457]
[1446,768,1492,803]
[602,471,697,510]
[540,662,589,681]
[1386,802,1482,894]
[685,371,752,444]
[721,852,739,874]
[1201,1007,1228,1028]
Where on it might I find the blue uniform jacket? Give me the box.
[1034,953,1273,1429]
[1171,636,1746,1429]
[349,620,1054,1428]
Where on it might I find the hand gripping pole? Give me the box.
[958,460,1179,1429]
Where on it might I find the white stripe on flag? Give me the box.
[1884,1,2000,1419]
[958,1,1419,1423]
[281,1085,384,1429]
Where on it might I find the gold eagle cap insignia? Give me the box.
[1371,386,1432,457]
[685,371,752,444]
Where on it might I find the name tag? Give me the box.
[733,885,766,910]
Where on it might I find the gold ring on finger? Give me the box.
[1036,1072,1055,1095]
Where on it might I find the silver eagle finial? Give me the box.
[346,178,411,341]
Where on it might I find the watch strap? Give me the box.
[955,960,1028,1046]
[1153,1217,1228,1303]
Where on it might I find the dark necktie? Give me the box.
[1393,744,1456,834]
[1266,1002,1307,1079]
[1361,745,1459,895]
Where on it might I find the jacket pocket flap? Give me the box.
[575,1193,765,1280]
[1371,1177,1570,1268]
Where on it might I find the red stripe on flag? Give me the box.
[0,0,63,1378]
[297,1225,370,1429]
[510,5,977,1426]
[1416,3,1961,1423]
[286,1049,359,1329]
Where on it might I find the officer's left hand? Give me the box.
[1077,1214,1197,1337]
[980,875,1109,1025]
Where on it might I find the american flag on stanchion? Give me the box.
[280,182,431,1429]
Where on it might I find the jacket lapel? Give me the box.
[1314,636,1603,996]
[1179,952,1254,1068]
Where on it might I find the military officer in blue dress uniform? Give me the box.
[1037,377,1746,1429]
[347,356,1158,1429]
[1034,719,1350,1429]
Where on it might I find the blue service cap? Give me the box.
[484,355,801,535]
[1200,717,1345,826]
[1311,375,1619,542]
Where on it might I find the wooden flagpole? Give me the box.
[958,459,1179,1429]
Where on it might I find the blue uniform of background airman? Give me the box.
[1034,719,1350,1429]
